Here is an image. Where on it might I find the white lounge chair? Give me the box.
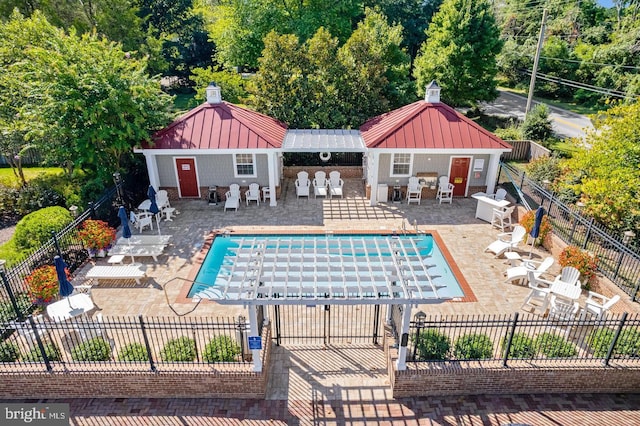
[245,183,261,206]
[313,171,328,198]
[485,225,526,257]
[107,244,165,262]
[295,171,310,198]
[329,171,343,198]
[406,177,422,205]
[224,190,240,212]
[505,256,554,285]
[116,235,172,246]
[85,264,147,284]
[580,292,621,320]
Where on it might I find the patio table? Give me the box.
[46,293,95,322]
[550,280,582,301]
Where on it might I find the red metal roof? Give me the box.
[142,102,288,150]
[359,101,511,150]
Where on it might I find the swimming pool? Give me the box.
[188,233,467,302]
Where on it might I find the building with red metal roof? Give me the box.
[136,81,511,206]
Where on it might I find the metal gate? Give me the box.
[268,304,386,346]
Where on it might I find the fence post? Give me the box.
[28,315,52,372]
[632,281,640,303]
[88,202,96,220]
[582,217,594,250]
[519,171,526,190]
[502,312,519,367]
[51,230,62,257]
[569,212,579,245]
[138,315,156,372]
[0,269,23,322]
[237,315,246,360]
[603,312,627,367]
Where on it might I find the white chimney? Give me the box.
[206,82,222,104]
[425,80,441,103]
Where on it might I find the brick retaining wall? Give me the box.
[0,326,272,399]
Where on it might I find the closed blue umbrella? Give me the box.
[54,255,74,307]
[529,206,545,257]
[147,185,161,235]
[118,206,134,263]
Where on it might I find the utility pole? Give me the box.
[526,9,548,115]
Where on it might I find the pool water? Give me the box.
[188,233,466,300]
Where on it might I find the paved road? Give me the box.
[481,90,594,140]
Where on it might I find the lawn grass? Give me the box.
[0,167,64,188]
[172,92,198,114]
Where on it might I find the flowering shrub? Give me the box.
[519,210,552,246]
[25,265,66,305]
[78,219,116,253]
[559,245,598,283]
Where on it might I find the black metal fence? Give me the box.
[498,162,640,301]
[0,315,252,373]
[0,186,120,323]
[401,312,640,367]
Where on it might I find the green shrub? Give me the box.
[534,332,577,358]
[413,329,451,361]
[118,343,150,362]
[0,341,21,362]
[160,336,196,362]
[525,155,563,185]
[15,181,65,215]
[71,337,112,361]
[494,125,523,140]
[0,293,33,323]
[502,333,537,358]
[203,336,241,362]
[24,343,61,362]
[13,206,73,251]
[521,104,553,142]
[588,327,640,358]
[453,333,494,360]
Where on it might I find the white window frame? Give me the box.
[390,153,412,177]
[233,153,257,178]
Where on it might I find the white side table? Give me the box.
[504,251,522,267]
[108,255,125,265]
[163,207,176,221]
[262,187,271,203]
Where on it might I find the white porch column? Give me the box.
[248,305,263,372]
[485,153,502,195]
[267,151,278,207]
[368,152,379,206]
[395,303,413,371]
[144,153,160,189]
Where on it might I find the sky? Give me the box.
[597,0,614,7]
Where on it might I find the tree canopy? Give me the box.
[0,11,173,183]
[413,0,503,106]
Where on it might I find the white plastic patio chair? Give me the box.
[547,294,580,336]
[295,171,310,198]
[556,266,581,287]
[313,171,328,198]
[521,270,552,314]
[491,205,515,232]
[489,188,508,201]
[505,256,554,285]
[329,171,343,198]
[224,191,240,212]
[245,183,260,206]
[580,292,621,320]
[437,176,454,204]
[406,176,422,205]
[485,225,526,257]
[229,184,241,199]
[131,212,153,233]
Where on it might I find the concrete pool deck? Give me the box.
[75,178,638,320]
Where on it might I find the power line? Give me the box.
[538,56,640,71]
[522,69,636,99]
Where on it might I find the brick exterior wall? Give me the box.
[0,326,272,399]
[383,328,640,398]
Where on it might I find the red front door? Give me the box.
[175,158,199,197]
[449,157,470,197]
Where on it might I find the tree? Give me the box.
[521,104,553,142]
[558,101,640,233]
[205,0,362,70]
[0,11,174,183]
[190,66,248,105]
[413,0,503,107]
